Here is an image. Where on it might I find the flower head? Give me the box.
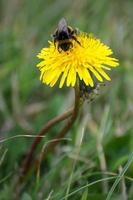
[37,33,119,88]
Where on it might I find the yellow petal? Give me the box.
[95,67,111,81]
[82,67,94,87]
[66,65,76,87]
[59,65,70,88]
[89,65,103,82]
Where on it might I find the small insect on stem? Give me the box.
[52,18,80,52]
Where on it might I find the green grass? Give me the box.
[0,0,133,199]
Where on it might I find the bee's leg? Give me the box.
[53,38,58,47]
[54,40,56,47]
[57,45,62,53]
[73,28,80,35]
[69,42,73,50]
[71,35,81,46]
[71,42,73,48]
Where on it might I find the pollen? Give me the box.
[36,33,119,88]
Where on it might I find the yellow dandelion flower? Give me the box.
[37,33,119,88]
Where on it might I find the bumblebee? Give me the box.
[52,18,80,52]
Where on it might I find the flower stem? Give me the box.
[20,108,73,178]
[14,84,80,198]
[36,84,80,171]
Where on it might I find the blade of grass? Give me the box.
[58,176,117,200]
[64,114,88,200]
[64,127,85,200]
[106,152,133,200]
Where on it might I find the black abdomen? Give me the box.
[59,42,72,51]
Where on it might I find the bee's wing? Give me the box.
[58,18,68,32]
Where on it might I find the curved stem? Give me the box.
[16,108,73,184]
[36,84,80,171]
[14,84,80,198]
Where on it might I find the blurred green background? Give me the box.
[0,0,133,199]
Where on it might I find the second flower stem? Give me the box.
[36,84,81,171]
